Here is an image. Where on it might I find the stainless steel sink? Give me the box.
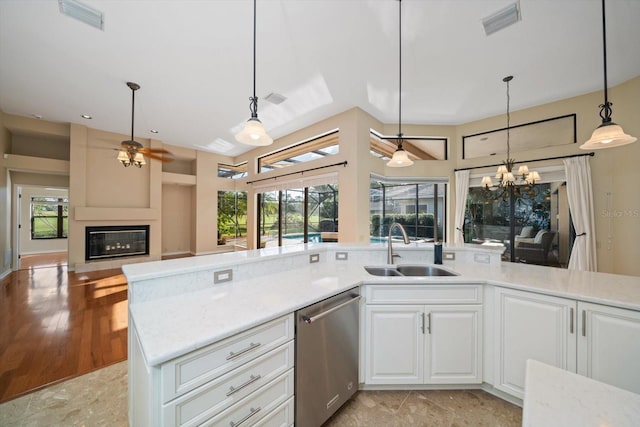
[363,266,404,276]
[364,265,458,277]
[396,265,458,276]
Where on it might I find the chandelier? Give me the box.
[235,0,272,146]
[387,0,413,168]
[481,76,540,196]
[580,0,636,150]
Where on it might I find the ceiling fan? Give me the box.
[117,81,173,168]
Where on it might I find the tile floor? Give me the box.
[0,363,522,426]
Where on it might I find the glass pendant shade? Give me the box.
[481,176,493,188]
[387,147,413,167]
[517,165,529,176]
[526,171,541,184]
[495,165,508,178]
[133,152,146,166]
[580,123,637,150]
[117,149,130,166]
[235,117,273,146]
[502,171,515,185]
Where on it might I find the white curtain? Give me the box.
[454,170,470,245]
[564,156,597,271]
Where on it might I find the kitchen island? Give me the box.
[124,243,640,426]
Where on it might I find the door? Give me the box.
[494,287,576,399]
[364,305,423,384]
[425,305,482,384]
[578,302,640,394]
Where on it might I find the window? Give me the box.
[464,182,571,267]
[218,162,247,179]
[257,183,339,247]
[31,196,68,239]
[217,191,247,248]
[370,130,447,161]
[370,177,446,242]
[462,114,576,159]
[258,130,339,173]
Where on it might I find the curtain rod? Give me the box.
[453,152,594,172]
[246,161,348,185]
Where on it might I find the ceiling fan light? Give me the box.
[386,147,414,168]
[481,176,494,188]
[235,118,273,146]
[117,149,131,167]
[133,152,146,166]
[495,165,508,178]
[580,123,637,150]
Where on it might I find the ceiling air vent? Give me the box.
[264,92,287,105]
[58,0,104,31]
[482,2,521,36]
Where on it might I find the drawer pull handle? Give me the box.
[226,374,262,397]
[229,406,261,427]
[582,310,587,337]
[227,342,261,360]
[427,312,432,334]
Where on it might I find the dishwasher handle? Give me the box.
[301,295,361,324]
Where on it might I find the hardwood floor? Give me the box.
[0,255,127,403]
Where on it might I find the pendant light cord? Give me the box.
[249,0,258,118]
[131,86,135,140]
[398,0,402,141]
[600,0,612,123]
[506,78,510,159]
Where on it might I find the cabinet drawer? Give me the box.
[253,396,294,427]
[365,284,482,304]
[162,341,294,427]
[162,314,294,403]
[201,369,294,427]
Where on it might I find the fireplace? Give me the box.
[85,225,149,261]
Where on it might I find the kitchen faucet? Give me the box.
[387,222,410,264]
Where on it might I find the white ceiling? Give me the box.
[1,0,639,157]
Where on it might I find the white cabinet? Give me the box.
[129,314,295,427]
[426,305,482,384]
[364,284,483,386]
[365,305,424,384]
[494,287,576,399]
[494,287,640,399]
[578,302,640,394]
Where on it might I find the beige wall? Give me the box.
[162,184,192,255]
[0,76,638,275]
[0,111,10,277]
[454,76,640,276]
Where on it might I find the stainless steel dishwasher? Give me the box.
[295,287,361,427]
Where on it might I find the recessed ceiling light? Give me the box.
[150,129,159,134]
[81,114,92,119]
[482,2,521,36]
[58,0,104,31]
[32,114,43,119]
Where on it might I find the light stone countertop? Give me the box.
[523,359,640,426]
[125,244,640,367]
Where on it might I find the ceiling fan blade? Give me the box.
[139,148,171,155]
[144,151,174,162]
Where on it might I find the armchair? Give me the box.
[515,230,556,265]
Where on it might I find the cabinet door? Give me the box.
[578,302,640,394]
[364,305,424,384]
[425,305,482,384]
[494,288,576,399]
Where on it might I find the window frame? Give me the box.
[30,196,68,240]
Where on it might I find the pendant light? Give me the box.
[482,76,540,190]
[235,0,273,146]
[387,0,413,168]
[580,0,636,150]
